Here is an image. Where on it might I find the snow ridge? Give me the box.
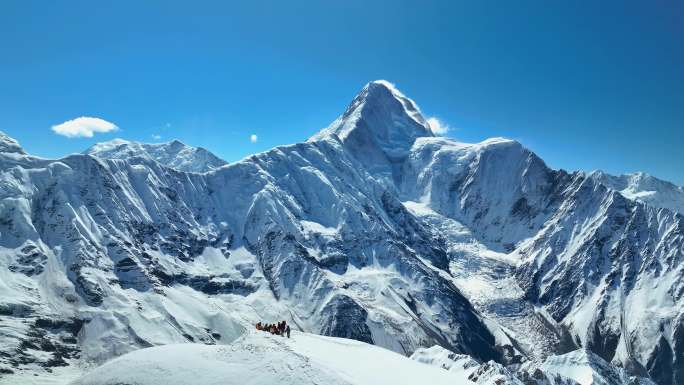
[69,331,466,385]
[588,170,684,214]
[0,130,26,155]
[85,138,228,173]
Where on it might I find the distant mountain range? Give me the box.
[84,138,228,173]
[0,80,681,385]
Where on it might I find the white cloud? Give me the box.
[427,117,449,135]
[250,134,258,143]
[51,117,118,138]
[151,134,162,140]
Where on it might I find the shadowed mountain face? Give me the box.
[0,81,681,385]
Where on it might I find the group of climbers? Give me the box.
[256,320,291,338]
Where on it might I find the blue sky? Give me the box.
[1,1,683,184]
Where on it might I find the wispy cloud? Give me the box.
[427,117,449,135]
[51,117,118,138]
[250,134,258,143]
[151,134,162,140]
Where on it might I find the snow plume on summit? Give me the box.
[426,117,449,135]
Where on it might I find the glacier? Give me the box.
[0,80,682,385]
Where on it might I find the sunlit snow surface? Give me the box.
[588,170,684,214]
[84,138,227,173]
[69,331,463,385]
[412,345,656,385]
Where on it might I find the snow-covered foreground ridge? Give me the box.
[0,80,682,385]
[70,331,463,385]
[70,331,655,385]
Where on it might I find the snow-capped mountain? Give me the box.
[0,81,682,385]
[530,349,658,385]
[512,178,684,385]
[0,131,26,155]
[84,138,228,173]
[588,170,684,214]
[411,345,655,385]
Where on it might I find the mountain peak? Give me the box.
[85,138,227,173]
[588,169,684,213]
[311,80,433,158]
[0,131,27,155]
[363,80,429,126]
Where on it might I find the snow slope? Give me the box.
[84,138,227,173]
[70,331,464,385]
[412,345,654,385]
[512,176,684,385]
[531,349,657,385]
